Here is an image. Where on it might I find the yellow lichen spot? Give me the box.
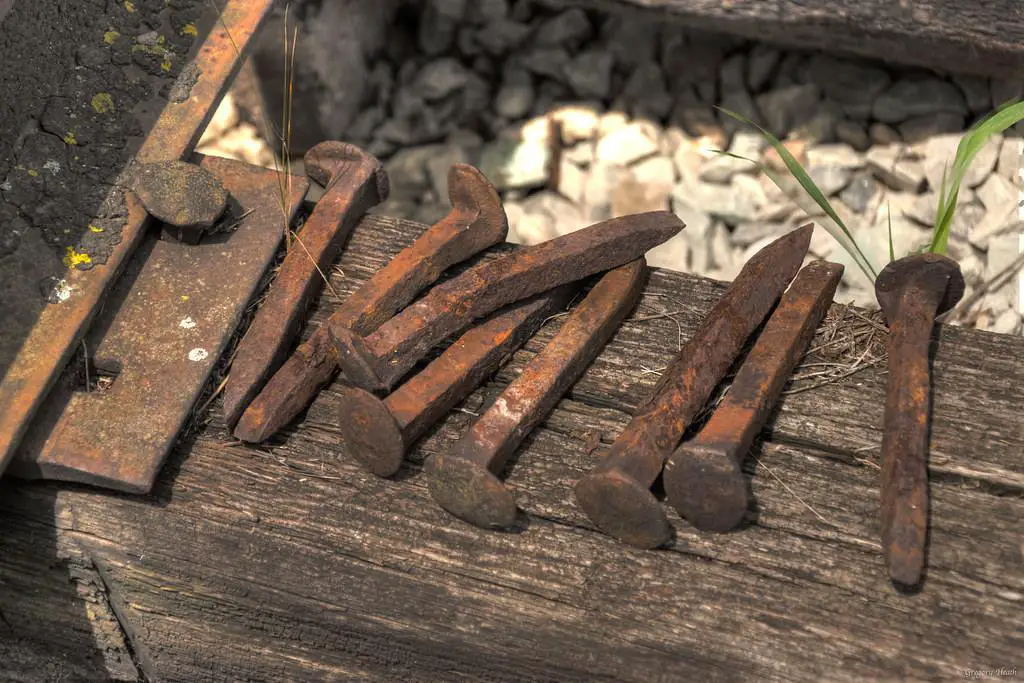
[124,1,135,12]
[160,58,172,72]
[26,169,38,177]
[91,93,114,114]
[181,23,197,37]
[64,247,92,268]
[104,30,120,45]
[88,224,104,233]
[156,35,166,45]
[63,131,78,145]
[180,295,189,302]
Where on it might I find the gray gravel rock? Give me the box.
[952,74,992,114]
[477,19,532,55]
[518,47,571,81]
[838,171,879,213]
[602,16,660,69]
[805,55,890,119]
[533,8,592,49]
[563,49,614,99]
[872,78,968,123]
[622,62,673,120]
[494,67,535,119]
[414,58,472,101]
[835,119,871,151]
[746,45,781,92]
[756,83,820,137]
[898,113,965,144]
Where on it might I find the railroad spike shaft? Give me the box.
[223,142,387,428]
[331,211,685,395]
[873,253,964,588]
[574,224,814,549]
[664,260,844,533]
[337,285,578,478]
[427,260,647,529]
[233,163,508,442]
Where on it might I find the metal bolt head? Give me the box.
[574,467,673,549]
[426,454,518,529]
[874,253,965,326]
[336,386,405,477]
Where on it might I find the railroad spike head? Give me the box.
[336,385,405,477]
[425,454,518,529]
[874,253,964,326]
[446,163,509,244]
[304,141,389,202]
[574,465,674,549]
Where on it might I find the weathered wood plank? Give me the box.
[562,0,1024,78]
[0,212,1021,681]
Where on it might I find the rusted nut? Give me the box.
[332,211,685,394]
[232,163,508,442]
[873,252,964,588]
[574,225,814,549]
[337,285,577,477]
[131,160,229,244]
[222,142,387,428]
[426,260,647,529]
[664,260,844,533]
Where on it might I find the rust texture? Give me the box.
[10,156,307,493]
[426,260,647,530]
[233,163,508,442]
[873,253,964,588]
[664,260,844,533]
[131,160,230,244]
[574,225,814,549]
[0,0,274,476]
[222,142,388,428]
[337,285,577,478]
[331,211,685,395]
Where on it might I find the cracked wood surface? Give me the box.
[563,0,1024,78]
[1,212,1022,682]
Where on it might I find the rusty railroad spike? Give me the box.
[331,211,685,395]
[336,285,578,478]
[574,225,814,549]
[664,260,844,533]
[223,142,388,428]
[873,252,964,587]
[426,260,647,529]
[232,163,508,442]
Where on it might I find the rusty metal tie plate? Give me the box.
[0,0,274,477]
[7,155,307,493]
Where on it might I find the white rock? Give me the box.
[991,309,1022,335]
[631,155,676,186]
[806,143,864,170]
[923,134,1001,192]
[503,200,525,237]
[972,173,1021,248]
[684,174,765,225]
[753,202,795,223]
[595,122,660,166]
[672,136,717,185]
[866,145,925,192]
[611,173,671,217]
[698,131,762,183]
[708,221,739,278]
[563,141,595,167]
[201,94,240,142]
[582,162,630,223]
[478,136,551,191]
[551,105,600,143]
[983,232,1022,313]
[557,157,587,204]
[839,214,932,289]
[645,234,691,272]
[521,191,585,236]
[807,164,853,196]
[511,210,557,245]
[730,221,785,247]
[597,111,629,138]
[995,137,1024,184]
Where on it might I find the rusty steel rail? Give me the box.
[223,142,388,428]
[574,225,814,549]
[0,0,273,476]
[233,163,508,442]
[873,253,965,588]
[331,211,684,394]
[427,260,647,530]
[664,260,844,533]
[336,285,578,478]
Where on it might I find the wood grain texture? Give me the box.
[554,0,1024,78]
[0,212,1021,682]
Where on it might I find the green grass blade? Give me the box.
[887,206,895,263]
[930,99,1024,253]
[716,107,879,281]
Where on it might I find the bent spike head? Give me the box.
[574,224,814,549]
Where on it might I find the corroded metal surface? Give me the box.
[0,0,273,477]
[131,160,229,244]
[332,211,685,394]
[222,142,387,428]
[337,285,577,478]
[233,163,507,442]
[873,253,964,588]
[427,260,647,530]
[9,155,307,493]
[574,225,814,549]
[664,260,844,533]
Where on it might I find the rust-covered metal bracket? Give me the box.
[8,155,307,493]
[0,0,275,477]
